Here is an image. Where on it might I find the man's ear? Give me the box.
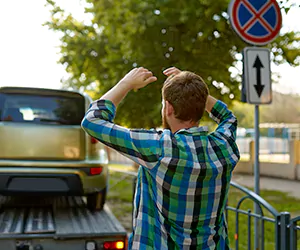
[165,101,174,116]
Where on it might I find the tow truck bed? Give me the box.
[0,196,127,250]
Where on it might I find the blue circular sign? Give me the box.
[228,0,282,46]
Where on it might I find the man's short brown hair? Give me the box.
[162,71,209,123]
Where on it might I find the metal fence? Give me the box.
[227,181,300,250]
[290,216,300,250]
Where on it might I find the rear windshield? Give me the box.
[0,93,85,125]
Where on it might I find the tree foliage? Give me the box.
[45,0,300,128]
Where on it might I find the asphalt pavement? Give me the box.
[232,174,300,199]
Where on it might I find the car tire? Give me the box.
[86,188,107,211]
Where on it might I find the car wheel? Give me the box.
[86,188,107,211]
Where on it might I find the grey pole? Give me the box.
[254,104,260,249]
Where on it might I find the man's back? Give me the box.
[82,97,240,249]
[132,124,239,249]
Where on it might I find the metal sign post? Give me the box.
[243,47,272,249]
[254,105,260,195]
[228,0,282,248]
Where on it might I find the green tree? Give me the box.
[45,0,300,128]
[231,101,254,128]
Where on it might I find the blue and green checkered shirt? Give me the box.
[82,99,240,249]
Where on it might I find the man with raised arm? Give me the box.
[81,66,240,249]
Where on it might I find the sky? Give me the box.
[0,0,299,95]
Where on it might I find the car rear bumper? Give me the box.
[0,160,108,195]
[0,173,84,195]
[0,159,108,168]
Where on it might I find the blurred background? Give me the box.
[0,0,299,161]
[0,2,300,248]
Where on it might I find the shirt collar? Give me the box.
[175,126,208,134]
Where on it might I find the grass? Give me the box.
[107,170,300,249]
[106,170,136,231]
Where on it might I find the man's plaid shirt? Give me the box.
[81,99,240,250]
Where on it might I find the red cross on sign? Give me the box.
[228,0,282,46]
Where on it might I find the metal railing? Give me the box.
[227,181,300,250]
[289,216,300,250]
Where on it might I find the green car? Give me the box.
[0,87,108,211]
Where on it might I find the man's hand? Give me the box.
[205,95,217,113]
[100,67,157,107]
[163,67,182,77]
[120,67,157,91]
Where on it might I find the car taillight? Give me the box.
[90,167,103,175]
[91,137,98,144]
[103,241,125,250]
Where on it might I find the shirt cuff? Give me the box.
[209,100,229,124]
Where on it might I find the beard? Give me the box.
[162,108,171,130]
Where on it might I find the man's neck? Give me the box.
[170,120,199,134]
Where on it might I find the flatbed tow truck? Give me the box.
[0,195,127,250]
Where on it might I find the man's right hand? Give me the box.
[120,67,157,91]
[163,67,182,77]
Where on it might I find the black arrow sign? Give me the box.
[253,56,265,97]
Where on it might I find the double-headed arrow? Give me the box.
[253,56,265,97]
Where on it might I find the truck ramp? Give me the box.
[0,196,126,238]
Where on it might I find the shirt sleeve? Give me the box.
[209,100,240,165]
[81,99,162,169]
